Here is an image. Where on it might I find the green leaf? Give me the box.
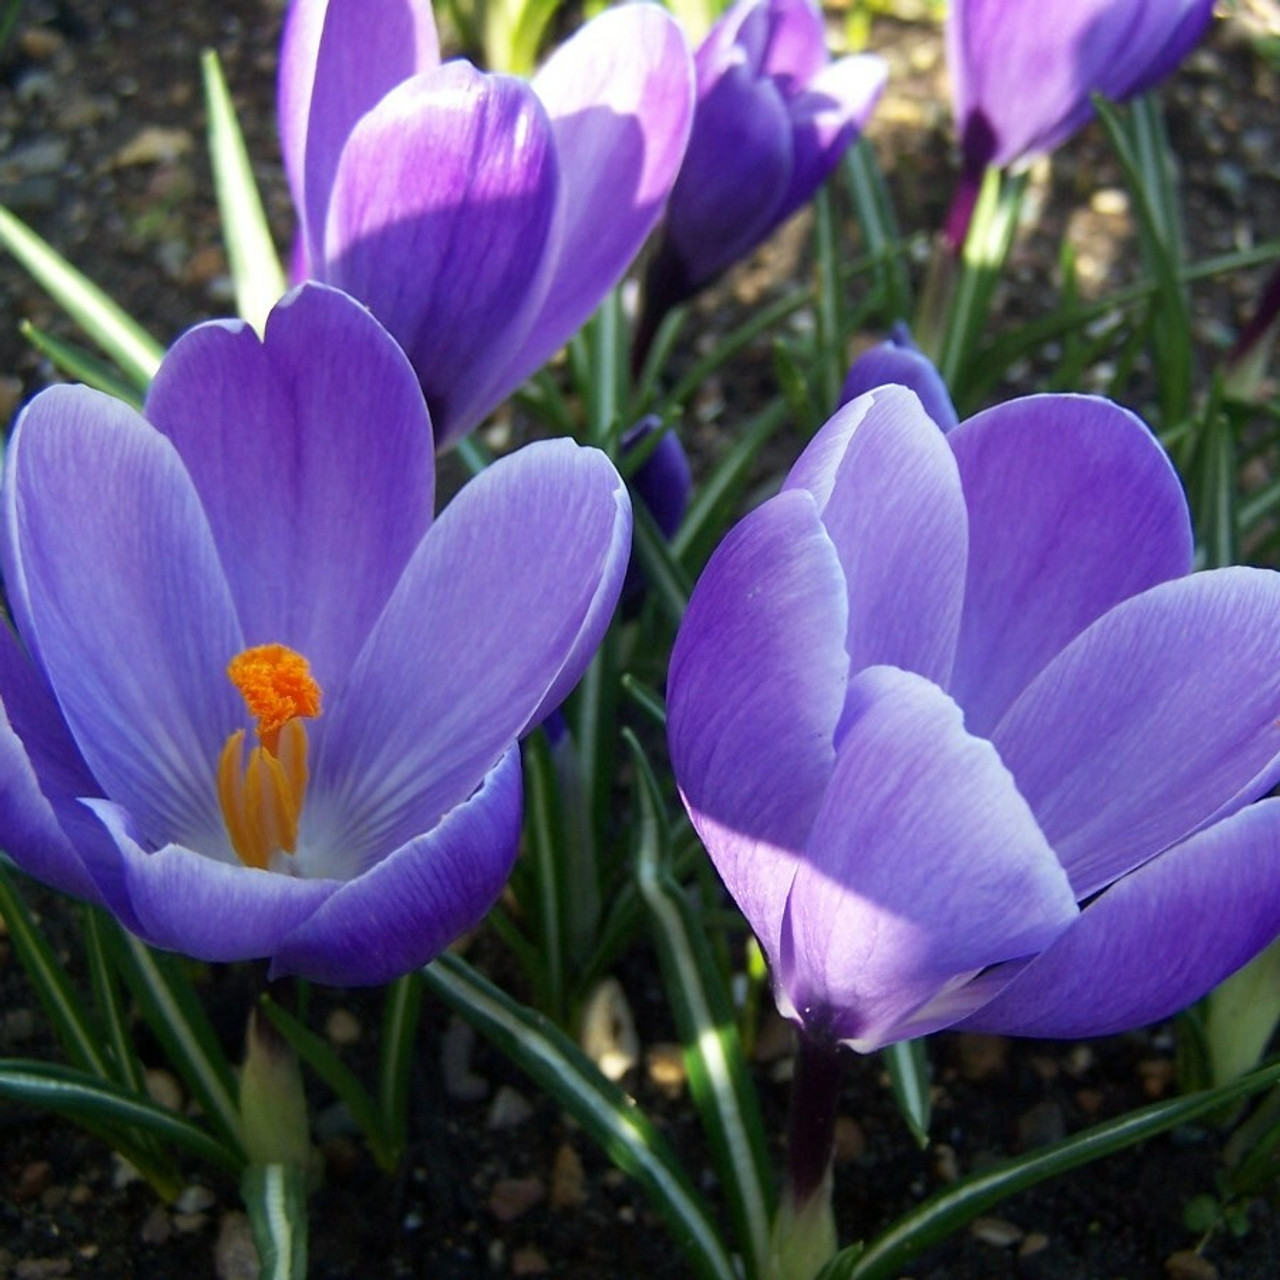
[17,322,144,406]
[423,951,738,1280]
[0,863,108,1076]
[631,497,693,623]
[106,932,245,1158]
[378,972,424,1168]
[842,138,911,322]
[0,205,163,388]
[818,1059,1280,1280]
[629,731,775,1279]
[241,1163,310,1280]
[0,1058,243,1175]
[201,49,286,333]
[883,1038,931,1150]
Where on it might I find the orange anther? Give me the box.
[227,644,321,753]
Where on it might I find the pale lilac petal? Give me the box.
[4,386,244,851]
[304,441,628,873]
[784,386,968,690]
[840,330,958,432]
[960,799,1280,1039]
[483,6,694,402]
[949,394,1193,735]
[777,54,886,224]
[279,0,440,266]
[668,489,848,963]
[994,568,1280,897]
[779,666,1076,1053]
[323,62,562,445]
[145,284,435,689]
[273,748,520,985]
[89,801,340,963]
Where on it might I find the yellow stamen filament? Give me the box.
[218,645,321,871]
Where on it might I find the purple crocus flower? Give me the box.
[947,0,1213,241]
[278,0,694,449]
[0,283,631,986]
[638,0,886,346]
[669,386,1280,1051]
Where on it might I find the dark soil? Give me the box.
[2,2,1280,1278]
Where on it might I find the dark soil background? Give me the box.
[2,2,1280,1278]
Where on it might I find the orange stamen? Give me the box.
[219,645,321,870]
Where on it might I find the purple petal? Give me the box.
[273,748,521,985]
[323,62,562,446]
[707,0,827,90]
[777,54,886,224]
[948,0,1214,170]
[668,489,848,964]
[0,623,113,901]
[662,60,792,291]
[948,394,1193,736]
[784,386,968,690]
[145,284,435,690]
[305,440,628,872]
[994,567,1280,898]
[89,801,340,963]
[4,386,243,851]
[960,798,1280,1039]
[278,0,440,267]
[839,329,958,432]
[482,5,694,407]
[779,665,1076,1052]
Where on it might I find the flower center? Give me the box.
[217,644,322,871]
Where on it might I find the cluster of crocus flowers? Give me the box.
[669,385,1280,1051]
[945,0,1214,243]
[278,0,694,449]
[637,0,886,352]
[0,284,631,985]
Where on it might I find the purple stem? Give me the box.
[786,1030,846,1210]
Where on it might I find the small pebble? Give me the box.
[14,1160,53,1203]
[645,1043,687,1096]
[1019,1232,1050,1258]
[1138,1058,1176,1099]
[441,1016,488,1101]
[970,1216,1024,1248]
[324,1007,362,1047]
[488,1176,545,1223]
[1165,1250,1219,1280]
[214,1212,259,1280]
[1017,1101,1066,1149]
[112,125,193,168]
[145,1068,184,1112]
[832,1116,867,1164]
[140,1205,172,1246]
[955,1033,1009,1081]
[511,1245,550,1275]
[578,978,639,1082]
[176,1184,216,1214]
[549,1143,586,1211]
[487,1085,534,1131]
[15,1259,73,1280]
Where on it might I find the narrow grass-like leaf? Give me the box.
[1188,381,1239,569]
[258,994,395,1171]
[620,673,668,729]
[631,498,693,623]
[17,322,144,406]
[0,862,107,1075]
[672,397,789,574]
[629,730,775,1280]
[201,49,286,333]
[570,622,621,848]
[454,432,495,479]
[0,205,163,387]
[842,138,911,322]
[379,972,423,1168]
[521,733,571,1025]
[242,1163,309,1280]
[883,1038,931,1150]
[813,185,846,414]
[630,307,688,418]
[107,932,245,1158]
[423,952,738,1280]
[0,1058,243,1175]
[818,1060,1280,1280]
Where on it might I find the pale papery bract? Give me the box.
[0,283,632,986]
[668,384,1280,1052]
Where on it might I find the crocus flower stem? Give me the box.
[786,1030,844,1214]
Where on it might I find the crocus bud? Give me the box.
[639,0,885,341]
[240,1009,312,1171]
[621,416,693,609]
[839,324,958,431]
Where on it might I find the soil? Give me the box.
[2,2,1280,1279]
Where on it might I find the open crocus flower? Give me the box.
[278,0,694,448]
[0,283,631,985]
[669,387,1280,1051]
[639,0,885,345]
[949,0,1214,178]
